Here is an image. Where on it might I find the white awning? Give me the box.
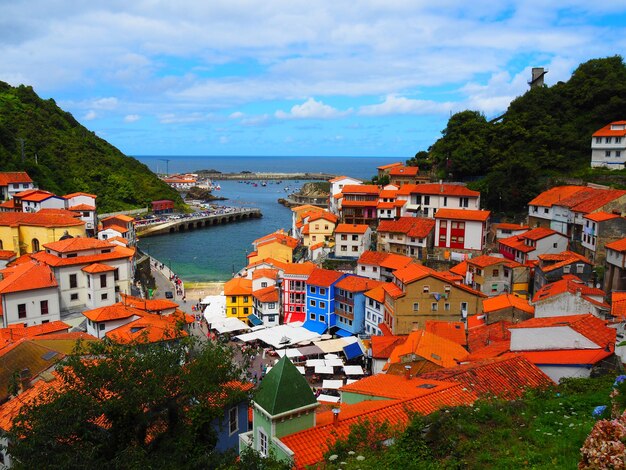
[204,316,250,334]
[322,379,344,390]
[296,366,306,375]
[306,359,326,367]
[343,365,365,376]
[317,394,340,403]
[314,365,334,375]
[276,348,302,358]
[325,358,345,368]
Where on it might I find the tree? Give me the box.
[7,337,253,469]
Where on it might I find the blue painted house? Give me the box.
[334,275,384,336]
[303,268,347,334]
[212,381,254,452]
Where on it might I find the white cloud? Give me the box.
[219,135,230,144]
[275,98,350,120]
[92,97,119,110]
[229,111,244,119]
[124,114,140,122]
[358,95,454,116]
[84,110,97,120]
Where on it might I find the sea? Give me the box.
[135,156,402,282]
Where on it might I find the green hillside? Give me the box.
[409,56,626,215]
[0,81,182,213]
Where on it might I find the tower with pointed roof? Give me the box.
[239,355,318,463]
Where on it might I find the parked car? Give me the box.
[165,291,174,299]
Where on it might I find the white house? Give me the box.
[0,172,35,200]
[329,176,361,215]
[364,284,385,336]
[605,237,626,292]
[494,223,529,241]
[356,251,413,282]
[434,209,490,252]
[532,275,609,318]
[498,227,568,264]
[31,237,135,316]
[82,303,142,339]
[334,223,372,258]
[99,215,136,246]
[64,192,98,236]
[591,121,626,169]
[253,286,280,326]
[14,189,66,213]
[377,217,435,259]
[509,314,616,382]
[397,183,480,218]
[0,260,61,327]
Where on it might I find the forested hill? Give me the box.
[0,82,182,212]
[410,56,626,215]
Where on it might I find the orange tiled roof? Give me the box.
[334,223,369,234]
[0,199,20,210]
[252,285,279,303]
[466,342,512,361]
[108,236,129,246]
[532,276,606,304]
[103,224,129,234]
[106,313,188,344]
[449,260,468,276]
[283,261,317,276]
[0,260,57,294]
[483,294,534,314]
[0,171,32,186]
[377,162,403,170]
[44,237,115,253]
[340,200,378,208]
[340,374,458,400]
[309,241,324,250]
[379,188,399,198]
[335,275,382,293]
[341,184,380,195]
[0,250,16,260]
[397,183,479,197]
[16,189,58,202]
[523,227,559,241]
[392,262,433,284]
[120,294,179,312]
[0,321,70,351]
[467,320,512,352]
[495,223,529,231]
[82,263,116,274]
[571,189,626,214]
[467,255,510,268]
[364,284,386,303]
[32,245,135,267]
[378,217,435,238]
[358,250,391,266]
[387,330,469,368]
[528,186,588,207]
[521,349,613,365]
[538,251,590,273]
[379,253,414,270]
[584,211,621,222]
[382,282,404,299]
[328,175,354,183]
[0,211,84,228]
[252,268,279,280]
[281,382,475,469]
[63,192,97,199]
[606,238,626,252]
[254,231,298,249]
[435,208,490,222]
[102,214,134,222]
[593,121,626,137]
[611,292,626,319]
[306,211,338,224]
[509,313,615,348]
[370,334,407,359]
[424,321,467,346]
[82,304,141,322]
[224,277,253,296]
[0,379,60,431]
[389,165,419,176]
[306,268,344,287]
[420,354,554,397]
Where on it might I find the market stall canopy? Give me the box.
[314,365,334,375]
[343,365,365,376]
[322,379,344,390]
[317,394,340,403]
[203,315,250,334]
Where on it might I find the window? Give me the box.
[101,293,108,300]
[69,274,77,289]
[595,137,601,143]
[431,303,438,311]
[320,288,326,295]
[606,150,611,157]
[341,245,347,251]
[18,303,26,319]
[261,282,267,288]
[563,265,571,274]
[259,428,268,457]
[231,307,236,315]
[460,197,469,208]
[443,196,447,206]
[70,293,79,301]
[40,300,49,315]
[544,208,549,214]
[444,285,451,292]
[229,407,238,435]
[460,301,468,312]
[373,267,378,272]
[311,235,317,241]
[268,302,275,309]
[576,263,585,273]
[444,303,450,311]
[268,315,276,322]
[440,221,447,229]
[310,313,316,320]
[606,137,612,143]
[361,266,366,271]
[618,151,622,158]
[87,276,91,288]
[32,238,40,252]
[310,300,316,307]
[319,315,325,323]
[243,307,249,314]
[100,274,107,288]
[423,286,430,293]
[413,302,419,311]
[352,246,358,252]
[491,284,498,292]
[424,195,430,205]
[352,235,358,241]
[320,301,326,309]
[99,323,105,331]
[243,296,248,303]
[325,225,329,230]
[492,269,499,277]
[341,234,347,240]
[231,296,236,303]
[310,286,316,294]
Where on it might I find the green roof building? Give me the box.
[239,356,319,463]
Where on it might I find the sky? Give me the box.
[1,1,626,158]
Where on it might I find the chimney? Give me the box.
[332,407,340,425]
[404,365,411,380]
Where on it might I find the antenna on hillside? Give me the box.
[159,158,171,176]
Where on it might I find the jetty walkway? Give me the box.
[136,207,262,238]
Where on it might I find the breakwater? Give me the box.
[196,171,344,181]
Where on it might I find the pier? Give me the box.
[136,207,262,238]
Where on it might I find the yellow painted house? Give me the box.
[224,277,253,322]
[301,212,338,247]
[0,212,86,255]
[247,231,299,265]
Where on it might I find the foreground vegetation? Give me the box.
[0,81,182,212]
[324,376,615,469]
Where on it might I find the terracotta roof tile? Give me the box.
[358,250,391,266]
[593,121,626,137]
[16,189,59,202]
[483,294,534,315]
[435,208,490,222]
[32,245,135,267]
[449,260,468,276]
[606,237,626,252]
[393,262,433,283]
[252,285,279,303]
[584,211,621,222]
[509,313,615,348]
[538,251,590,273]
[82,304,141,322]
[528,186,588,207]
[532,276,606,303]
[420,354,554,398]
[377,162,403,170]
[0,212,84,228]
[467,255,509,268]
[389,165,420,176]
[82,263,116,274]
[0,171,32,186]
[0,260,57,294]
[495,223,529,231]
[467,321,512,352]
[466,342,512,361]
[63,192,97,199]
[0,378,60,431]
[378,217,435,238]
[44,237,115,253]
[106,313,189,344]
[251,268,279,280]
[0,250,16,260]
[224,277,253,296]
[282,262,317,276]
[370,334,407,359]
[521,349,613,365]
[523,227,559,241]
[306,268,344,287]
[397,183,479,197]
[379,253,413,270]
[364,284,386,303]
[382,282,404,299]
[340,184,380,195]
[120,294,179,312]
[334,223,369,234]
[335,275,383,292]
[424,321,467,346]
[387,330,469,368]
[611,291,626,319]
